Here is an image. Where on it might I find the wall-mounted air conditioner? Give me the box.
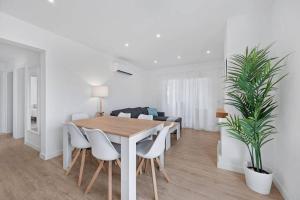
[111,62,133,76]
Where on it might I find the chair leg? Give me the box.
[155,158,170,183]
[72,148,76,157]
[102,162,107,172]
[108,161,112,200]
[144,159,149,174]
[143,159,147,172]
[136,158,145,176]
[116,159,121,169]
[85,160,104,194]
[66,148,81,176]
[150,158,159,200]
[78,149,86,186]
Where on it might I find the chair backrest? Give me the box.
[71,113,89,121]
[144,123,174,159]
[67,122,91,149]
[83,128,120,161]
[118,112,131,118]
[138,114,153,120]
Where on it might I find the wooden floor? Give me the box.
[0,129,283,200]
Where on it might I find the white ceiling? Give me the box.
[0,0,268,69]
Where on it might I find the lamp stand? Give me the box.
[96,98,104,117]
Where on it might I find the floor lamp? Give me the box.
[92,85,108,117]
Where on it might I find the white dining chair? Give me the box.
[136,124,173,200]
[71,113,89,121]
[83,128,121,200]
[138,114,154,120]
[118,112,131,118]
[65,122,91,187]
[138,114,154,142]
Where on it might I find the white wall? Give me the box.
[0,12,148,159]
[13,67,25,139]
[0,61,12,71]
[0,70,13,134]
[271,0,300,199]
[6,71,13,133]
[104,67,148,112]
[0,71,6,133]
[225,14,272,57]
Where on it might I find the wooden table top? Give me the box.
[216,108,228,118]
[72,116,165,137]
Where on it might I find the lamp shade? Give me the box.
[92,85,108,97]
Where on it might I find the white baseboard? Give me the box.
[217,158,244,174]
[273,177,293,200]
[24,141,40,152]
[40,150,62,160]
[39,153,46,160]
[0,132,11,135]
[13,135,24,139]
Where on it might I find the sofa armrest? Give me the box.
[157,112,165,117]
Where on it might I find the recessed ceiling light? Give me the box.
[153,60,158,64]
[124,43,129,47]
[48,0,55,4]
[206,50,211,54]
[177,56,181,59]
[156,34,161,38]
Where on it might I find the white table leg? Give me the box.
[176,124,181,140]
[165,131,171,151]
[63,125,72,170]
[121,137,136,200]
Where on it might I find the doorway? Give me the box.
[0,39,43,152]
[24,67,41,150]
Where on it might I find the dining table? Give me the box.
[63,115,166,200]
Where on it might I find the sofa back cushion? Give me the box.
[111,107,149,118]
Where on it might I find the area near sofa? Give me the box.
[110,107,182,129]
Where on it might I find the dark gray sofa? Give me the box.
[110,107,182,129]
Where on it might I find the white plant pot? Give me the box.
[244,162,273,195]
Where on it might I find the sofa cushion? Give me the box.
[111,107,149,118]
[147,107,158,117]
[153,116,169,121]
[118,112,131,118]
[153,116,182,129]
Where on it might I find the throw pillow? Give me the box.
[147,107,158,117]
[118,112,131,118]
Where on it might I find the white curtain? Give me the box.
[161,77,218,131]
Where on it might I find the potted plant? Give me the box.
[221,46,287,194]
